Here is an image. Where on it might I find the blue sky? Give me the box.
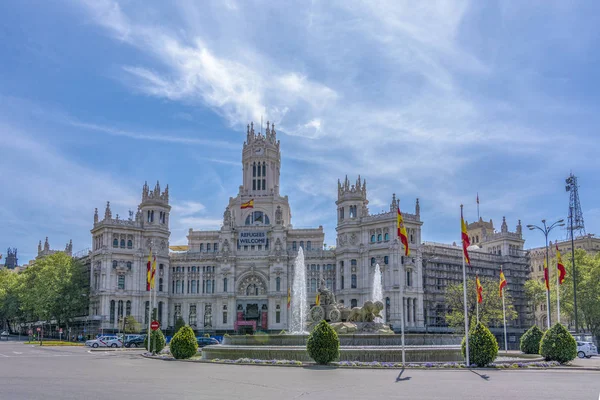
[1,1,599,262]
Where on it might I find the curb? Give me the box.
[141,354,594,371]
[89,347,146,352]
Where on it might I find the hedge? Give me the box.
[170,326,198,360]
[540,323,577,363]
[307,320,339,365]
[461,322,499,367]
[520,325,543,354]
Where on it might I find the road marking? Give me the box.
[12,351,23,355]
[0,353,9,357]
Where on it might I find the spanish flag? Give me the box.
[146,249,152,291]
[315,292,320,306]
[397,206,410,256]
[556,245,566,285]
[476,274,483,304]
[287,287,291,309]
[461,206,471,266]
[150,255,157,289]
[241,199,254,209]
[543,258,550,291]
[499,269,507,297]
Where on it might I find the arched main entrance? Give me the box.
[235,273,269,333]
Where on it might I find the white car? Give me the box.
[86,336,123,348]
[576,341,598,358]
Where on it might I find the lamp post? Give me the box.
[568,206,579,334]
[527,219,565,329]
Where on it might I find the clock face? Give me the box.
[255,147,264,155]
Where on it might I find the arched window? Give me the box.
[126,261,132,270]
[117,300,124,319]
[223,278,228,292]
[245,211,270,225]
[384,256,389,265]
[351,299,358,308]
[113,238,118,248]
[406,270,413,287]
[110,300,115,323]
[276,277,281,292]
[120,239,125,248]
[127,240,133,249]
[126,300,131,316]
[371,235,376,243]
[371,257,376,265]
[384,233,389,241]
[377,234,382,242]
[351,274,357,289]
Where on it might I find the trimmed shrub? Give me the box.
[143,329,166,354]
[174,316,186,334]
[461,322,499,367]
[520,325,544,354]
[307,320,339,365]
[170,326,198,360]
[540,323,577,363]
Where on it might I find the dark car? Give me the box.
[124,336,145,348]
[196,337,219,348]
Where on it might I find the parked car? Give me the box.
[86,336,123,348]
[124,336,145,348]
[196,337,220,348]
[0,331,9,340]
[576,341,598,358]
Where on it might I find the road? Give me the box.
[0,341,598,400]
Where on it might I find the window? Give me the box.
[223,278,228,292]
[384,233,389,241]
[385,297,391,321]
[118,275,125,290]
[126,261,132,270]
[339,207,344,220]
[371,235,376,243]
[351,274,357,289]
[351,259,357,267]
[159,278,163,292]
[292,241,297,250]
[406,270,412,287]
[206,243,211,252]
[176,280,181,294]
[326,278,332,289]
[113,238,118,248]
[223,306,228,324]
[245,211,270,225]
[410,231,414,243]
[300,241,304,250]
[112,260,117,268]
[189,305,197,326]
[120,239,125,248]
[310,278,317,293]
[214,243,218,252]
[117,300,124,319]
[351,299,358,308]
[341,275,344,290]
[276,277,281,292]
[307,241,312,250]
[110,300,116,323]
[377,234,382,242]
[207,279,212,294]
[191,280,196,294]
[384,256,389,265]
[158,302,163,324]
[371,257,376,266]
[436,278,442,291]
[126,300,131,316]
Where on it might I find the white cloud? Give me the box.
[171,201,206,216]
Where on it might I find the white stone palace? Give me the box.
[88,121,530,335]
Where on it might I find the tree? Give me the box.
[123,316,141,334]
[0,270,23,333]
[445,276,517,332]
[174,316,186,334]
[558,249,600,343]
[307,320,339,365]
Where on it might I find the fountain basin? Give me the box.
[223,334,462,347]
[202,344,463,363]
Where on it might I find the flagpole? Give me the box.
[477,193,480,221]
[476,275,479,325]
[460,205,470,368]
[152,256,157,354]
[398,242,406,365]
[147,248,152,353]
[556,265,561,324]
[502,286,507,354]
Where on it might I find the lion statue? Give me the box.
[347,300,384,322]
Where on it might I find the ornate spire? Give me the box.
[38,240,42,254]
[516,219,522,236]
[501,216,508,233]
[94,208,99,224]
[415,198,420,218]
[390,193,397,212]
[104,201,112,220]
[44,237,50,252]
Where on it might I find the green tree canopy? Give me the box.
[445,275,517,332]
[0,270,23,332]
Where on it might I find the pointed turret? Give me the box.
[415,198,420,218]
[501,216,508,233]
[94,208,99,224]
[390,193,398,212]
[44,237,50,252]
[516,220,522,236]
[104,201,112,220]
[38,240,42,255]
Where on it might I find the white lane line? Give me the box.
[0,353,9,357]
[12,352,23,355]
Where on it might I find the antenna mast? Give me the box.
[565,173,586,240]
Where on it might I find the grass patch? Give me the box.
[23,341,83,346]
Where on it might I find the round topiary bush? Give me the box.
[540,323,577,363]
[170,326,198,359]
[520,325,544,354]
[144,329,166,354]
[461,322,499,367]
[307,320,339,365]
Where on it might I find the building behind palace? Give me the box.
[84,122,535,338]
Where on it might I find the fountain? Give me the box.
[372,264,384,323]
[290,247,307,334]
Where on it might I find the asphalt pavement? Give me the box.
[0,341,598,400]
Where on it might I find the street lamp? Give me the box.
[527,219,565,329]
